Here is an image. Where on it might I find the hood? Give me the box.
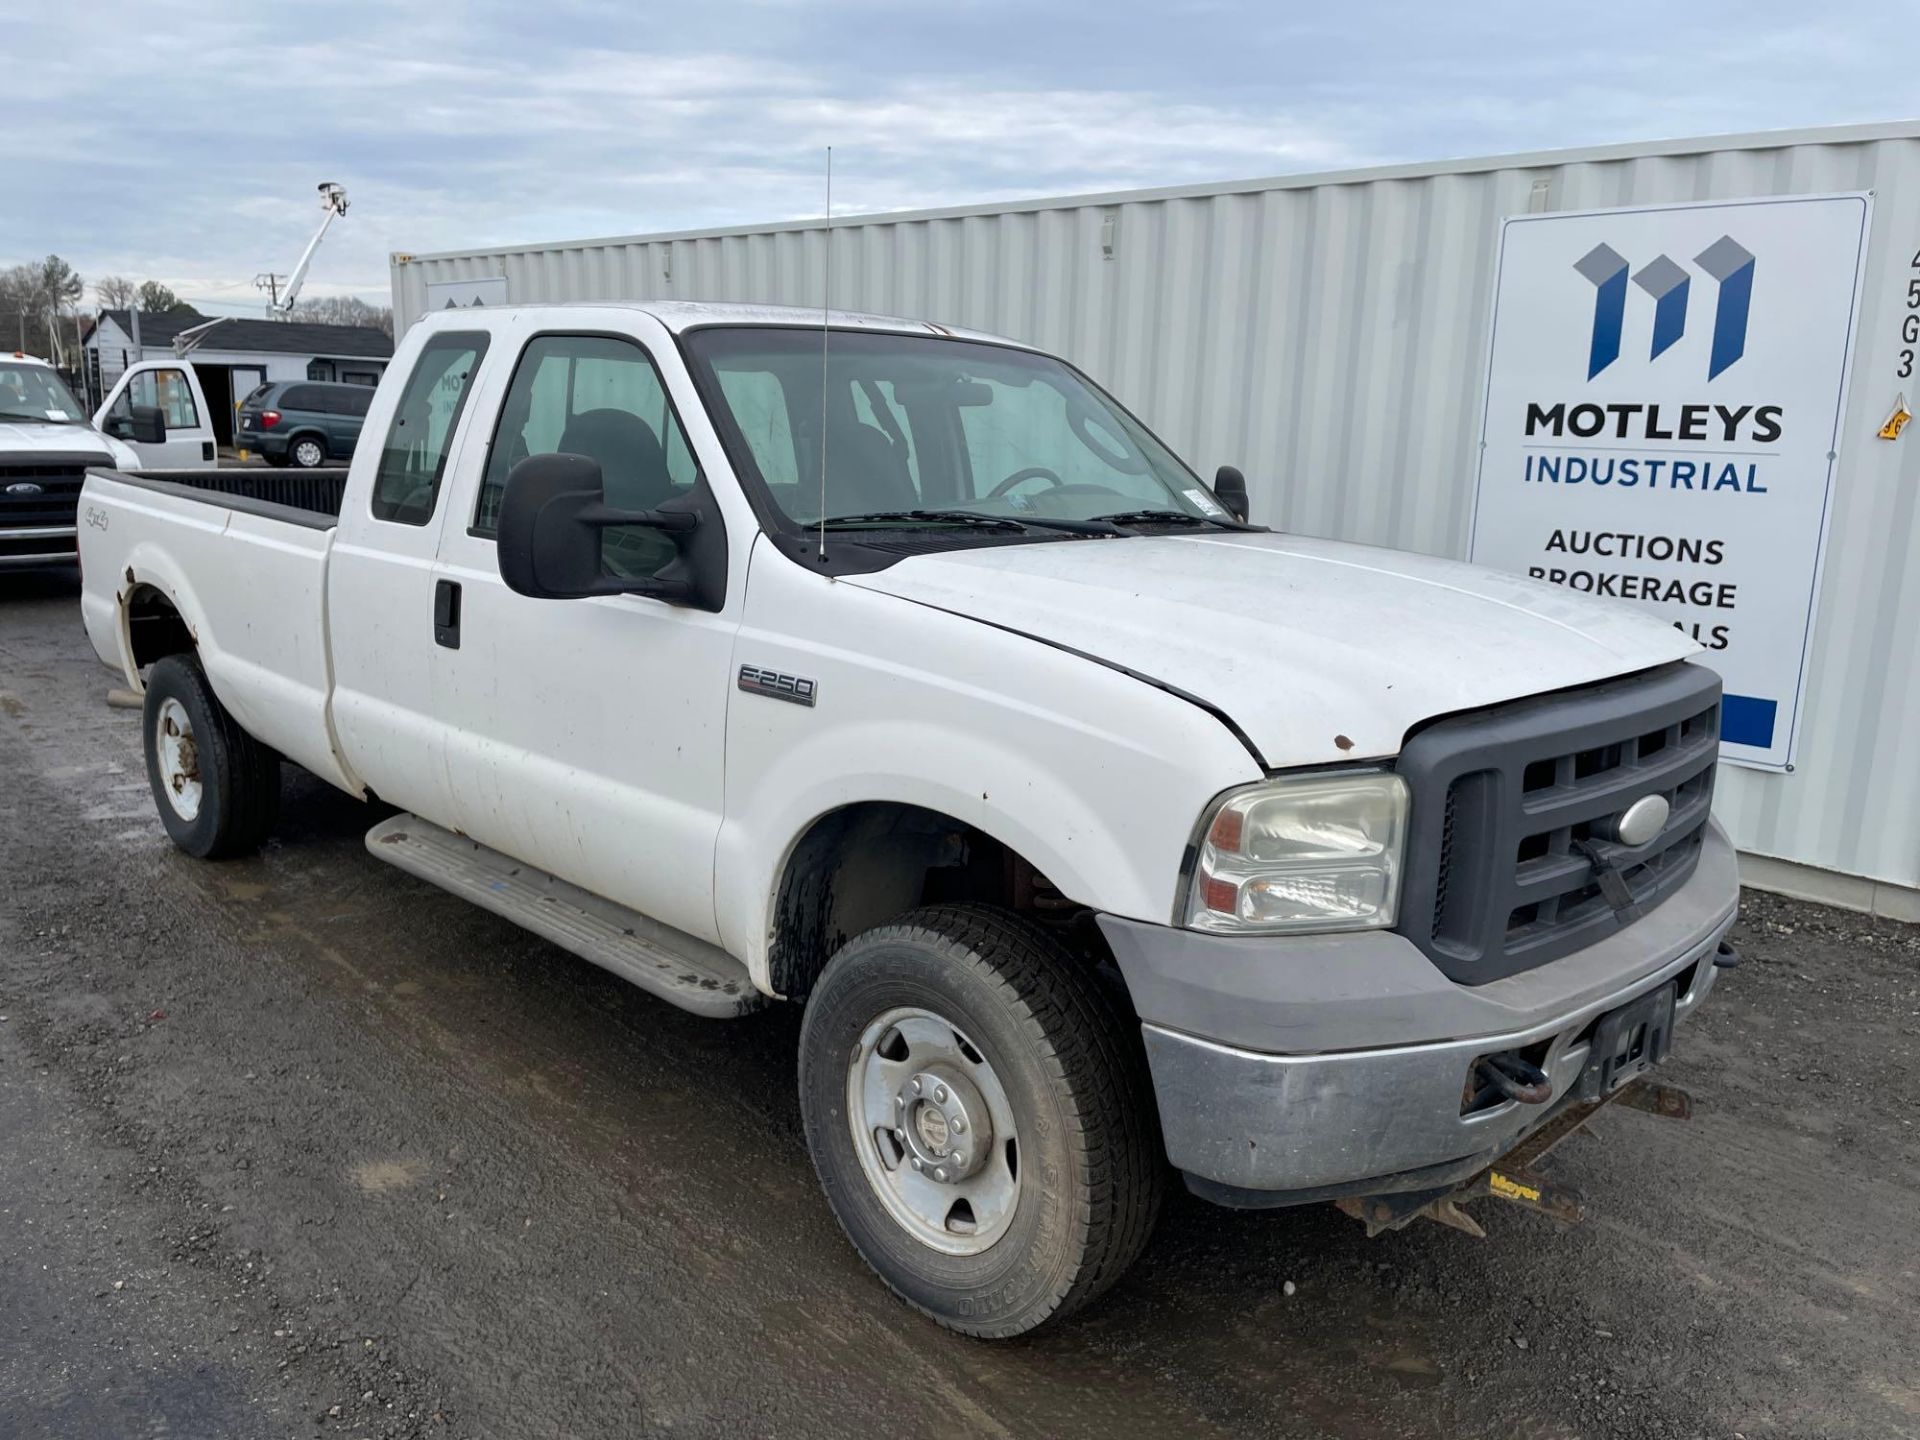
[0,418,118,464]
[843,530,1699,768]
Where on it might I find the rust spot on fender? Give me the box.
[1334,734,1355,751]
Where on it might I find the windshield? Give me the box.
[0,361,86,423]
[683,327,1230,530]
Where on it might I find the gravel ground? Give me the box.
[2,568,1917,1440]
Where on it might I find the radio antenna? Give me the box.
[817,146,832,562]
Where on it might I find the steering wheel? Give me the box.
[989,466,1066,498]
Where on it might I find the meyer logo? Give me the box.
[1574,236,1754,380]
[5,481,45,497]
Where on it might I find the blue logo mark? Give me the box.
[1574,236,1753,381]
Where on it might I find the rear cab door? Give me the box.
[94,360,216,468]
[326,317,503,824]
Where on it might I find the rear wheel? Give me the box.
[798,904,1163,1337]
[141,654,280,858]
[289,435,327,468]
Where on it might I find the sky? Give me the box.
[6,1,1912,315]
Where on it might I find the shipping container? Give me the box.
[392,121,1920,917]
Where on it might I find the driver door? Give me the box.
[428,315,742,946]
[95,361,216,468]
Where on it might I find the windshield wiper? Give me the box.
[1089,508,1231,529]
[820,509,1031,532]
[0,410,77,424]
[820,508,1129,537]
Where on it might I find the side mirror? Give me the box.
[496,452,720,608]
[1213,464,1250,523]
[129,405,168,446]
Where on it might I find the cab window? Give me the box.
[474,333,698,581]
[369,332,489,525]
[108,368,200,430]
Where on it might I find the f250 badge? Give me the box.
[737,665,816,707]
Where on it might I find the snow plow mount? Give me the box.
[1334,1078,1693,1239]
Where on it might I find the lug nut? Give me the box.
[952,1152,966,1167]
[934,1085,948,1103]
[934,1168,948,1182]
[910,1078,922,1094]
[950,1116,965,1133]
[911,1158,924,1172]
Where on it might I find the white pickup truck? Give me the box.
[2,352,215,569]
[78,301,1739,1336]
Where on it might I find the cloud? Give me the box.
[1,1,1907,309]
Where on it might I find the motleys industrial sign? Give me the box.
[1469,194,1872,772]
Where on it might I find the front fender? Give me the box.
[714,547,1262,986]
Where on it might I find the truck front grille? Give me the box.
[0,459,96,528]
[1395,662,1721,984]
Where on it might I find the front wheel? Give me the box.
[798,905,1163,1337]
[141,654,280,858]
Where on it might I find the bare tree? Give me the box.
[1,255,86,361]
[290,294,394,336]
[95,275,137,310]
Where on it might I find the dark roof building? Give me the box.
[90,310,393,360]
[83,310,395,447]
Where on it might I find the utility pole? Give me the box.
[254,272,287,313]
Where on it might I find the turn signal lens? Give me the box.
[1185,772,1408,934]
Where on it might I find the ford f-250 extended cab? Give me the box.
[78,301,1739,1337]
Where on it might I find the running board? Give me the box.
[364,814,762,1019]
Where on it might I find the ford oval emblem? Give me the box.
[5,481,44,497]
[1613,794,1671,848]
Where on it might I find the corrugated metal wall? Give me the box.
[392,124,1920,893]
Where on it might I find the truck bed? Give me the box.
[89,466,352,528]
[78,466,359,795]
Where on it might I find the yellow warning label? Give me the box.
[1879,394,1911,440]
[1489,1171,1541,1204]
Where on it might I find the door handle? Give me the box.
[434,579,462,649]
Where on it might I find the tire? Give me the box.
[289,435,327,468]
[141,654,280,858]
[798,904,1163,1337]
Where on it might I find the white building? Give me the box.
[84,310,392,446]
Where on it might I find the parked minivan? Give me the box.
[238,381,374,468]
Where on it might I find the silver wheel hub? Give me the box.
[155,697,202,822]
[849,1007,1021,1255]
[897,1067,991,1184]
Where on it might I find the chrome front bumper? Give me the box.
[0,524,78,568]
[1101,822,1739,1201]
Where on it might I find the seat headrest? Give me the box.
[823,421,916,514]
[559,408,671,511]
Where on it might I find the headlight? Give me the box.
[1183,771,1409,934]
